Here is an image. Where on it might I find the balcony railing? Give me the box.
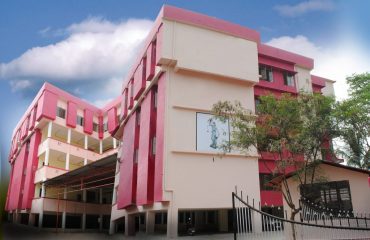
[31,197,111,215]
[34,166,67,183]
[38,137,117,162]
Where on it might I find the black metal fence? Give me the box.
[232,191,370,240]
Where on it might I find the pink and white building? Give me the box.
[6,5,356,238]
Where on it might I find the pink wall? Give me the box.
[83,109,94,134]
[260,190,283,206]
[136,89,156,205]
[117,112,138,209]
[154,74,165,202]
[133,60,146,101]
[29,106,37,131]
[67,101,77,128]
[127,79,134,110]
[107,107,118,134]
[21,130,42,209]
[7,144,28,210]
[121,88,128,120]
[35,90,58,121]
[146,41,156,81]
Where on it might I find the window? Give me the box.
[133,149,138,164]
[151,137,156,155]
[255,98,261,113]
[154,90,158,109]
[283,72,295,86]
[56,107,66,119]
[300,180,353,215]
[76,115,84,126]
[136,110,141,126]
[93,122,99,132]
[103,122,108,132]
[259,65,273,82]
[259,173,276,191]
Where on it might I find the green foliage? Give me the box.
[212,93,337,216]
[335,73,370,169]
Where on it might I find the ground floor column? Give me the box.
[218,209,229,232]
[62,212,66,231]
[28,213,35,226]
[109,219,115,235]
[167,203,178,238]
[38,212,43,229]
[146,211,155,234]
[125,214,136,236]
[82,189,86,231]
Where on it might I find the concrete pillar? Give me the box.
[125,214,136,236]
[99,140,103,154]
[113,138,117,149]
[82,189,87,231]
[146,211,155,234]
[252,211,262,233]
[62,187,67,230]
[41,183,46,197]
[62,212,66,230]
[67,129,71,144]
[47,121,52,138]
[167,204,178,238]
[44,149,50,166]
[99,188,103,231]
[109,220,116,235]
[28,213,35,226]
[218,209,228,232]
[38,212,43,229]
[84,135,88,149]
[65,153,70,170]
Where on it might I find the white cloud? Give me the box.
[275,0,335,17]
[0,17,153,98]
[9,79,32,92]
[266,35,370,100]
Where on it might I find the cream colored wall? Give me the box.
[162,67,260,209]
[284,164,370,220]
[160,20,259,83]
[295,66,312,93]
[322,80,335,96]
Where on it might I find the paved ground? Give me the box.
[1,222,233,239]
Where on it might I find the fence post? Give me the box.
[232,192,237,240]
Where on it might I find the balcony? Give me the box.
[38,137,117,162]
[31,197,111,215]
[34,166,67,183]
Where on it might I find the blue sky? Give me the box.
[1,0,369,177]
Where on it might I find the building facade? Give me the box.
[6,5,336,238]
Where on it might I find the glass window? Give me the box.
[259,173,276,191]
[56,107,66,119]
[283,72,295,86]
[259,65,273,82]
[103,122,108,132]
[93,122,99,132]
[76,115,84,126]
[300,180,353,215]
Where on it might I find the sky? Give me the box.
[1,0,369,177]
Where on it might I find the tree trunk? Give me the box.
[290,210,299,240]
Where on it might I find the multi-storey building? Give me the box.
[6,5,336,238]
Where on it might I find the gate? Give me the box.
[232,192,370,240]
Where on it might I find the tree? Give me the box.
[335,73,370,169]
[212,93,337,226]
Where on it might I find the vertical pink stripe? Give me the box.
[83,109,94,134]
[117,112,137,209]
[136,90,153,205]
[154,74,165,202]
[146,41,156,81]
[107,107,118,134]
[66,101,77,128]
[133,60,146,100]
[36,90,57,121]
[21,130,42,209]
